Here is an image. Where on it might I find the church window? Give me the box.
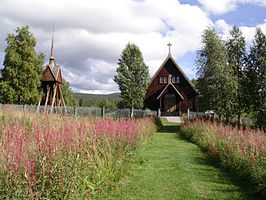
[172,76,176,83]
[171,76,180,83]
[176,76,180,83]
[159,77,164,83]
[163,77,167,83]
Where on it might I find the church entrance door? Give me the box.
[164,94,176,112]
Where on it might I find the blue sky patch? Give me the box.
[210,4,266,27]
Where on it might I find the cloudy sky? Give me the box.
[0,0,266,94]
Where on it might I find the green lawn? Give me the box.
[104,119,261,200]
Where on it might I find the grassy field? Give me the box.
[0,109,156,199]
[181,118,266,197]
[106,119,262,200]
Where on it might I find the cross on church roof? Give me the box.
[167,42,172,55]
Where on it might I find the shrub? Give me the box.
[181,119,266,197]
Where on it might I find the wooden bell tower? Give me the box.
[39,33,65,110]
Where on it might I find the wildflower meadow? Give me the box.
[0,108,156,199]
[181,119,266,196]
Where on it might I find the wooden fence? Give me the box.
[0,104,157,118]
[187,110,255,127]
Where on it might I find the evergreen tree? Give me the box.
[225,26,246,127]
[247,28,266,128]
[99,98,116,108]
[61,80,78,106]
[196,28,237,120]
[0,26,44,104]
[78,98,85,107]
[114,43,149,109]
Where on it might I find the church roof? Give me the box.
[150,54,197,93]
[157,83,184,100]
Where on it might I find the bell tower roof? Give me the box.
[41,26,62,83]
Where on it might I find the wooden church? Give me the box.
[39,35,65,109]
[144,44,197,115]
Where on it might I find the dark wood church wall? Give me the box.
[145,59,196,112]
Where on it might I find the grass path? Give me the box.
[106,119,261,200]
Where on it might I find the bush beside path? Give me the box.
[107,119,261,200]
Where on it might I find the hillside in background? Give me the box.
[74,93,123,108]
[74,93,121,100]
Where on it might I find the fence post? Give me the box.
[157,108,161,117]
[74,107,77,116]
[45,105,49,114]
[49,106,54,114]
[187,108,190,120]
[130,107,134,118]
[23,104,26,111]
[102,106,105,118]
[64,106,67,116]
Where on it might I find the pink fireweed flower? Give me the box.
[77,122,87,150]
[93,118,140,143]
[24,156,37,189]
[60,124,75,150]
[2,122,26,174]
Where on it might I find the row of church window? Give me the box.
[159,76,180,84]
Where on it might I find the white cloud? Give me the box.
[198,0,266,14]
[215,19,232,37]
[240,19,266,46]
[213,18,266,48]
[0,0,212,93]
[1,0,265,94]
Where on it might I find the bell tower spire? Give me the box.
[49,26,55,66]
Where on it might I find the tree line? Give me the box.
[196,26,266,128]
[74,93,126,108]
[0,25,265,129]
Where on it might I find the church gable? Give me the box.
[145,53,197,114]
[157,83,184,100]
[150,56,196,93]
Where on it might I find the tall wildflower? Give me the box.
[0,109,156,199]
[181,119,266,196]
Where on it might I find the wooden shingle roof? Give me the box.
[150,54,197,93]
